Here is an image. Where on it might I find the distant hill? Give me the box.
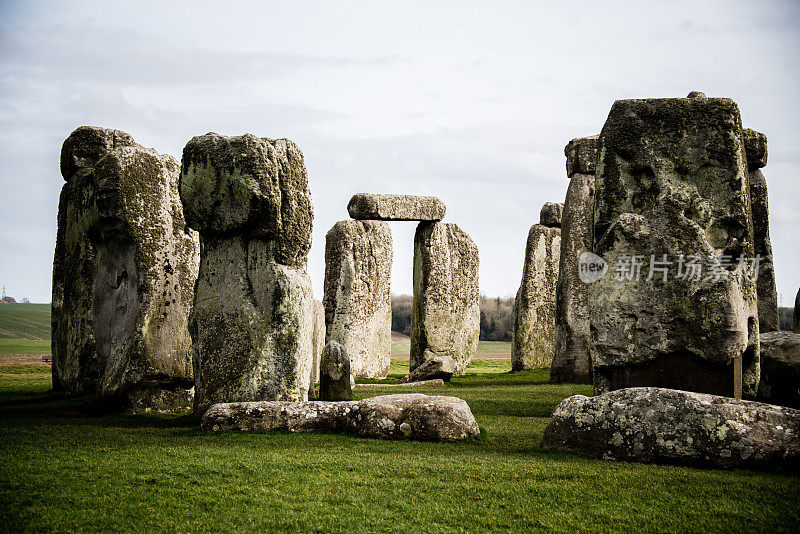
[0,303,51,340]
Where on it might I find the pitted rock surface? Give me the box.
[565,135,598,178]
[539,202,564,228]
[591,97,759,397]
[347,193,445,221]
[308,299,325,396]
[323,220,392,378]
[757,332,800,409]
[411,222,479,375]
[201,393,480,441]
[542,387,800,471]
[320,341,353,401]
[512,224,561,370]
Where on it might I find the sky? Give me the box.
[0,0,798,306]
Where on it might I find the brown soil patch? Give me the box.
[0,354,51,366]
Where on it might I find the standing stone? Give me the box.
[539,202,563,227]
[411,222,479,375]
[552,136,597,384]
[319,341,353,401]
[347,193,445,221]
[591,96,760,397]
[53,126,135,396]
[744,128,778,333]
[757,331,800,408]
[511,206,561,370]
[308,299,325,396]
[180,133,315,417]
[795,289,800,333]
[323,220,392,378]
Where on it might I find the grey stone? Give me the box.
[399,353,455,383]
[552,170,595,384]
[411,222,479,375]
[319,341,353,401]
[512,224,561,370]
[743,128,768,170]
[347,193,446,221]
[201,393,480,441]
[308,299,325,396]
[796,289,800,333]
[591,97,760,398]
[687,91,707,99]
[757,332,800,408]
[323,220,392,378]
[539,202,564,227]
[180,133,315,417]
[542,387,799,472]
[565,135,598,178]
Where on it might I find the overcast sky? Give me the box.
[1,0,798,306]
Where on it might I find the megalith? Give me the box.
[795,289,800,333]
[308,299,325,396]
[743,128,778,333]
[411,222,479,375]
[511,204,562,370]
[348,193,445,221]
[323,220,392,378]
[180,133,315,417]
[319,340,353,401]
[551,135,597,384]
[590,95,760,398]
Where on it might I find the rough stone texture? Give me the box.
[399,353,454,383]
[542,387,800,472]
[757,332,800,409]
[552,169,595,384]
[201,394,480,441]
[53,126,199,412]
[180,133,315,418]
[565,135,599,178]
[180,133,312,268]
[411,222,480,375]
[308,299,325,396]
[319,341,353,401]
[539,202,564,228]
[512,224,561,371]
[796,289,800,333]
[347,193,446,221]
[53,126,136,396]
[323,220,392,378]
[744,129,778,333]
[591,97,760,398]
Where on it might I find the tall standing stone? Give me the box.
[511,205,562,370]
[743,128,778,333]
[180,133,315,417]
[552,136,597,384]
[308,299,325,395]
[411,222,479,375]
[324,220,392,378]
[591,95,760,398]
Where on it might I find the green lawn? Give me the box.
[0,303,51,340]
[391,339,511,355]
[0,338,51,355]
[1,360,797,532]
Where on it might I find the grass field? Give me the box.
[0,303,50,340]
[0,338,51,355]
[391,337,511,355]
[2,359,798,532]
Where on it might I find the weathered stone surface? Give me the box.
[512,224,561,370]
[347,193,446,221]
[411,222,479,375]
[795,289,800,333]
[319,341,353,401]
[757,332,800,408]
[201,394,480,441]
[399,353,454,383]
[543,387,800,472]
[180,133,315,417]
[180,133,312,268]
[744,130,778,333]
[591,97,760,397]
[308,299,325,396]
[552,171,595,384]
[53,126,199,412]
[323,220,392,378]
[565,135,598,178]
[539,202,563,228]
[687,91,707,99]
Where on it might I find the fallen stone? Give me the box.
[354,379,446,388]
[512,224,560,370]
[757,332,800,409]
[201,393,480,441]
[591,96,760,397]
[347,193,446,221]
[411,222,480,375]
[539,202,564,228]
[542,387,800,472]
[565,135,598,178]
[319,341,353,401]
[323,220,392,378]
[399,353,455,383]
[180,133,315,417]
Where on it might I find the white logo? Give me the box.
[579,251,608,283]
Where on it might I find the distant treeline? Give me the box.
[779,307,794,331]
[391,294,515,341]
